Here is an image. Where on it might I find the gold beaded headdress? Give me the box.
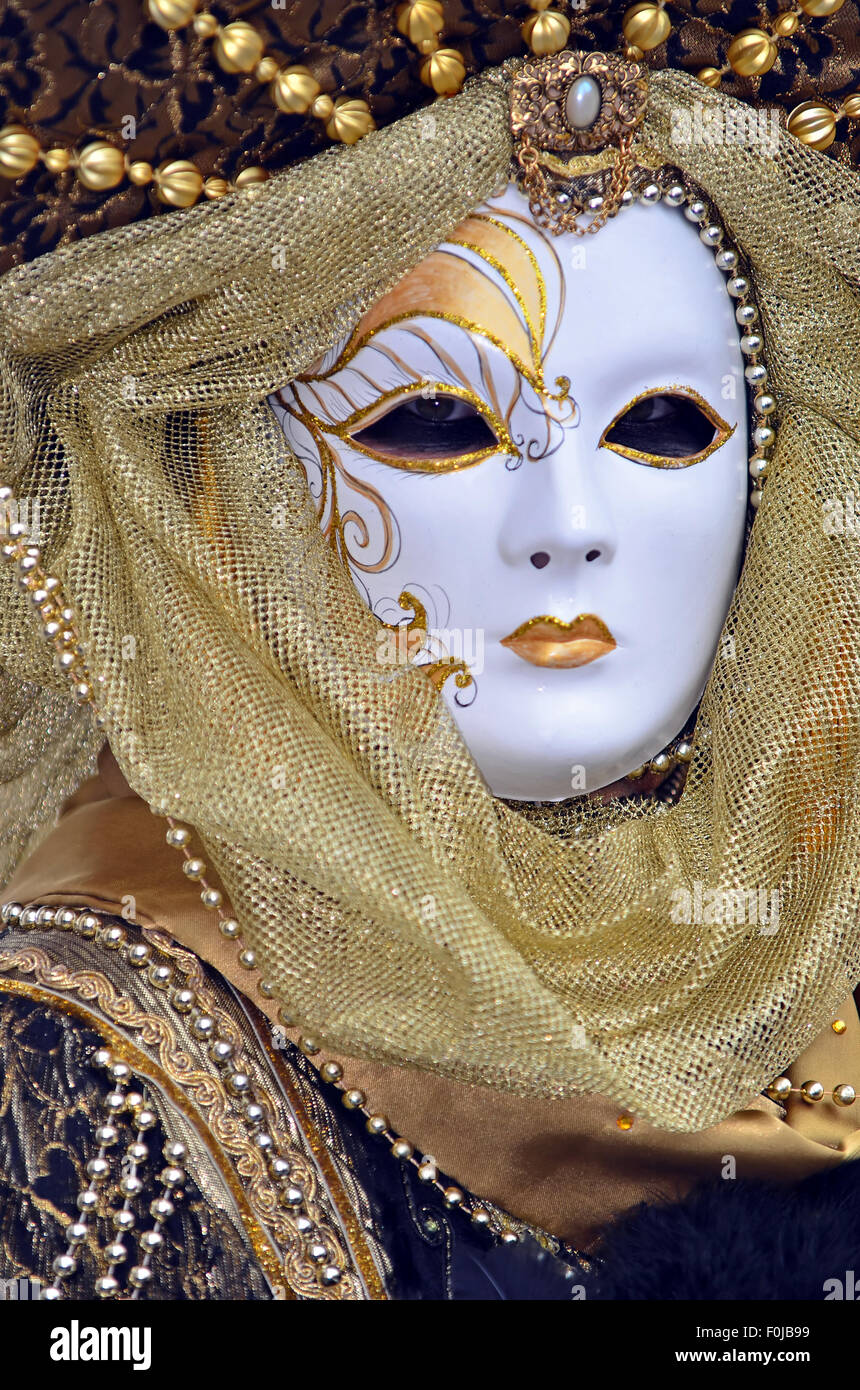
[0,0,859,269]
[0,5,859,1132]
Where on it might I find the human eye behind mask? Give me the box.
[349,389,500,466]
[601,388,733,467]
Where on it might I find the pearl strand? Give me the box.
[156,827,527,1243]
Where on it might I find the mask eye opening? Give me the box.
[599,387,735,469]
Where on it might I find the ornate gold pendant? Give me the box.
[510,50,649,236]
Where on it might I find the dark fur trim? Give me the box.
[579,1160,860,1300]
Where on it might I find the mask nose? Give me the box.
[498,433,616,570]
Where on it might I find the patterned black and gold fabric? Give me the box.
[1,0,858,270]
[0,911,583,1300]
[4,913,860,1300]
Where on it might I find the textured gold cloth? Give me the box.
[7,778,860,1247]
[1,67,859,1131]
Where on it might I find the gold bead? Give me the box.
[43,146,71,174]
[325,97,376,143]
[833,1083,856,1107]
[417,36,440,54]
[233,166,268,188]
[342,1088,366,1110]
[272,66,321,115]
[727,29,778,77]
[766,1075,793,1103]
[797,0,844,13]
[622,2,671,52]
[213,20,265,74]
[697,66,723,88]
[616,1113,635,1130]
[193,11,218,37]
[832,1018,848,1034]
[841,94,860,119]
[395,0,444,46]
[146,0,197,29]
[127,160,154,186]
[787,100,838,150]
[521,10,571,55]
[624,43,644,60]
[255,56,279,83]
[772,11,800,35]
[0,125,41,178]
[76,141,126,191]
[154,158,204,207]
[800,1079,825,1103]
[311,94,335,122]
[419,47,466,95]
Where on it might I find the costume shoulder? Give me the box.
[0,906,393,1301]
[0,904,595,1302]
[0,987,271,1301]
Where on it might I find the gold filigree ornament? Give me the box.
[510,50,648,236]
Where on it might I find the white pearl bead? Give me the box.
[565,74,602,130]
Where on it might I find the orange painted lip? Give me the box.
[500,614,616,669]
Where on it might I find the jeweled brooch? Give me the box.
[510,51,649,236]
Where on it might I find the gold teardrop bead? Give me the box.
[325,97,376,144]
[797,0,844,14]
[842,94,860,118]
[419,47,467,94]
[233,166,268,188]
[213,20,265,74]
[772,11,800,35]
[787,101,838,150]
[146,0,197,30]
[395,0,444,46]
[203,176,229,199]
[727,29,778,77]
[272,66,321,115]
[43,146,72,173]
[127,160,154,186]
[154,159,204,207]
[311,94,335,122]
[255,56,279,84]
[697,67,723,88]
[192,12,218,38]
[76,142,126,191]
[0,125,41,178]
[621,2,671,52]
[521,10,571,55]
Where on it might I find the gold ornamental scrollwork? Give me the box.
[510,50,648,157]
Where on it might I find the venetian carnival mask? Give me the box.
[272,182,749,799]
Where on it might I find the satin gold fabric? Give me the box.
[1,66,859,1130]
[7,780,860,1249]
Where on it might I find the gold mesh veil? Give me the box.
[1,67,858,1131]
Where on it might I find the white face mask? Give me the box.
[272,182,749,799]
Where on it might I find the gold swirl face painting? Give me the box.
[273,182,748,797]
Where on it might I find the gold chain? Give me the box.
[517,133,634,237]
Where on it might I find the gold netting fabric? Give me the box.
[1,68,859,1132]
